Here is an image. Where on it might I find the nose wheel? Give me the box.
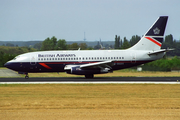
[25,73,29,79]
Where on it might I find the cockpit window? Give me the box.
[13,56,20,60]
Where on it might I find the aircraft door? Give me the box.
[78,56,82,63]
[30,54,36,65]
[131,53,136,63]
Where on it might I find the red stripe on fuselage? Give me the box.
[39,63,52,69]
[145,37,161,47]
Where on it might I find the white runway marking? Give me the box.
[1,82,180,84]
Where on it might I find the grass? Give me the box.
[0,84,180,119]
[0,67,6,69]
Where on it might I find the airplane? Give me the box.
[4,16,171,79]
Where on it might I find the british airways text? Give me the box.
[38,54,76,57]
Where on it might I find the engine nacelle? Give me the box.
[65,66,111,75]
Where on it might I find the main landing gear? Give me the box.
[85,74,94,79]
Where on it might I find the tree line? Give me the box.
[39,36,90,51]
[142,56,180,71]
[114,35,141,49]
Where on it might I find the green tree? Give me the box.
[162,34,176,56]
[41,36,57,50]
[79,43,87,50]
[114,35,121,49]
[41,37,51,50]
[50,36,57,50]
[129,35,141,46]
[69,43,79,50]
[56,39,68,50]
[165,34,173,46]
[34,42,42,50]
[121,37,130,49]
[0,51,4,66]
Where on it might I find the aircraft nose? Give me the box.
[4,62,8,67]
[4,62,10,68]
[4,62,19,71]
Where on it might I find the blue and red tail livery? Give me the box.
[145,16,168,37]
[129,16,168,51]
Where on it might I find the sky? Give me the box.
[0,0,180,41]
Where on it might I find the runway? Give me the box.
[0,77,180,84]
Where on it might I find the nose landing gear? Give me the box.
[18,72,29,79]
[25,73,29,79]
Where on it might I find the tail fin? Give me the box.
[129,16,168,51]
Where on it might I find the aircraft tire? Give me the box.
[25,75,29,79]
[85,74,94,78]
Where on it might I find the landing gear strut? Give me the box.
[25,73,29,79]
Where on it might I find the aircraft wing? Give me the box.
[80,60,114,69]
[64,60,114,71]
[148,49,174,56]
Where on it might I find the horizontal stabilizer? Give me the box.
[148,48,174,55]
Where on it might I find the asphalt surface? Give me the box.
[0,69,180,83]
[0,77,180,83]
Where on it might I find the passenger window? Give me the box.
[111,57,113,59]
[44,58,46,60]
[41,58,43,60]
[55,58,57,60]
[119,57,121,59]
